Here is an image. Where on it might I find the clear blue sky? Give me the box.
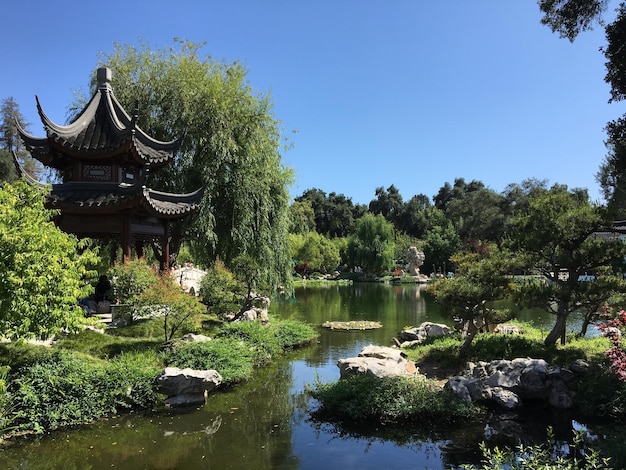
[1,1,621,204]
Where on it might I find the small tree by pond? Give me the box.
[509,185,626,346]
[134,276,206,343]
[428,248,515,356]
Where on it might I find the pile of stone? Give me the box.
[337,345,419,379]
[444,358,589,410]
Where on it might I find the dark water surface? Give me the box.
[0,283,599,469]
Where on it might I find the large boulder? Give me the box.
[337,345,419,379]
[445,358,578,410]
[156,367,222,407]
[398,322,452,346]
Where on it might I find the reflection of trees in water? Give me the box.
[0,359,299,470]
[308,405,585,468]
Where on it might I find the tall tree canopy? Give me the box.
[294,188,361,237]
[82,40,293,290]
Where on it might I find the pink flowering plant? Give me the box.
[597,306,626,381]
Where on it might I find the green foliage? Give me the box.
[289,232,341,274]
[8,350,158,434]
[109,260,159,323]
[55,328,162,358]
[272,319,318,350]
[0,149,17,183]
[509,184,626,346]
[0,180,99,339]
[347,213,395,275]
[428,248,516,355]
[165,318,317,385]
[464,427,612,469]
[422,206,461,275]
[288,200,316,234]
[308,374,480,426]
[134,276,206,343]
[199,259,242,316]
[538,0,607,41]
[96,40,293,291]
[165,338,255,385]
[404,325,612,377]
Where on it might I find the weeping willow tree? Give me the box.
[74,40,294,291]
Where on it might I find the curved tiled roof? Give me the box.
[44,181,206,219]
[142,184,207,218]
[17,67,182,170]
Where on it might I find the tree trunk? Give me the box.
[544,303,568,346]
[459,319,478,357]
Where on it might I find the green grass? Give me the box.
[403,322,613,372]
[166,318,318,385]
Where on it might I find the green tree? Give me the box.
[109,260,159,324]
[509,185,626,346]
[294,188,361,237]
[0,97,40,181]
[0,149,17,183]
[422,207,461,275]
[80,40,293,291]
[368,184,403,226]
[135,276,206,343]
[428,248,515,356]
[536,1,626,220]
[199,259,243,317]
[289,232,341,274]
[288,200,316,234]
[396,193,431,238]
[0,180,98,339]
[434,178,505,246]
[347,213,395,275]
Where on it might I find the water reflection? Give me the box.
[0,283,600,469]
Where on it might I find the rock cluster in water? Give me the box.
[444,358,590,410]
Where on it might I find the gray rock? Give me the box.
[444,377,471,402]
[491,387,521,409]
[445,357,579,411]
[156,367,222,405]
[337,345,418,379]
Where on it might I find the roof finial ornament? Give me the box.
[131,100,139,130]
[97,67,112,91]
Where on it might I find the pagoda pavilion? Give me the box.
[15,67,205,266]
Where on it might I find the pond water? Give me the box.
[0,283,600,469]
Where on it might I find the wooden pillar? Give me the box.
[135,239,145,259]
[163,219,170,272]
[121,215,131,262]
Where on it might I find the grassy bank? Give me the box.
[0,315,318,440]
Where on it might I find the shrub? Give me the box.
[109,260,158,323]
[198,259,242,316]
[0,180,99,339]
[6,350,159,435]
[308,374,480,426]
[134,276,206,343]
[217,321,281,364]
[164,338,255,385]
[273,319,318,349]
